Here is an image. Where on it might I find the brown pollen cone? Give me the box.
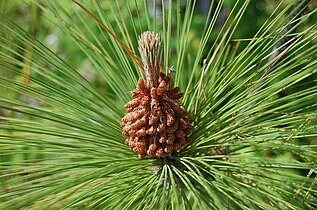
[121,31,193,158]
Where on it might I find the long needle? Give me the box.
[71,0,144,70]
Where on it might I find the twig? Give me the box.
[71,0,143,70]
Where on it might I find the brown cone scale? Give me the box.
[122,72,193,158]
[121,31,193,158]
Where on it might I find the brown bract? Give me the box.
[121,31,193,158]
[122,72,193,158]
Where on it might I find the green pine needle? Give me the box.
[0,0,317,209]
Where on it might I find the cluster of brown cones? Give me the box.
[121,31,193,158]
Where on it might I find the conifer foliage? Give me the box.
[0,0,316,209]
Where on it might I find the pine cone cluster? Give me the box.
[122,72,193,158]
[121,31,193,158]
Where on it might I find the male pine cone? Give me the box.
[121,31,193,158]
